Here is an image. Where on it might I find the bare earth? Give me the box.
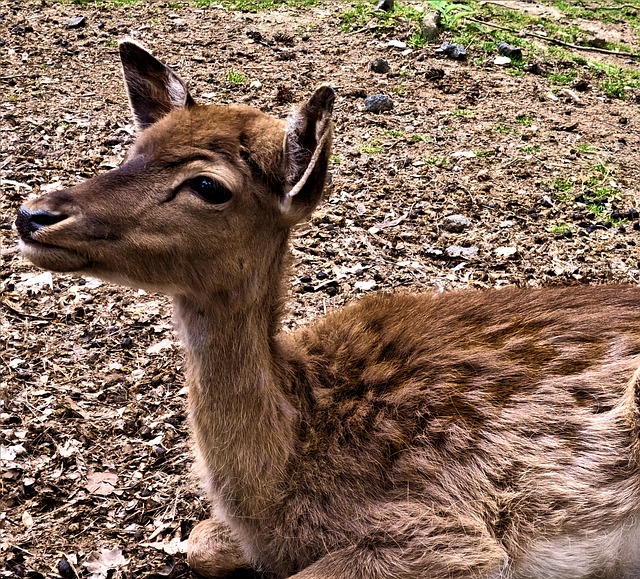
[1,1,639,577]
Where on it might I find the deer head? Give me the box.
[16,40,334,300]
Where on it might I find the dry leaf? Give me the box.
[85,472,118,496]
[146,339,174,355]
[22,510,34,528]
[141,537,188,556]
[83,547,128,578]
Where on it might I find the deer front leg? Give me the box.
[187,518,258,578]
[289,513,509,579]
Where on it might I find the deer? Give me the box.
[14,40,640,579]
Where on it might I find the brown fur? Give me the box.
[15,42,640,579]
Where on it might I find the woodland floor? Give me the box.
[1,0,639,577]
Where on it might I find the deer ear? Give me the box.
[280,85,335,226]
[119,40,195,131]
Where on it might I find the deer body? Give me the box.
[15,42,640,578]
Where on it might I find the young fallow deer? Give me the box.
[15,41,640,579]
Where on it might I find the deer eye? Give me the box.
[187,176,232,204]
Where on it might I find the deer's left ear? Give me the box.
[119,39,195,131]
[280,85,335,226]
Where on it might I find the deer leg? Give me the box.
[187,518,255,578]
[290,513,509,579]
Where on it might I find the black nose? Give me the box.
[16,206,67,241]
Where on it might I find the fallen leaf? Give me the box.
[495,246,518,257]
[146,339,174,355]
[83,547,128,578]
[22,510,34,528]
[85,472,118,496]
[141,537,188,556]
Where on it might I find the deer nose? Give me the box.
[16,206,68,240]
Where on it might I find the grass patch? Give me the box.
[492,122,516,134]
[63,0,139,5]
[553,178,574,193]
[450,108,476,117]
[197,0,317,9]
[574,143,597,154]
[515,114,535,126]
[550,223,572,236]
[361,145,382,154]
[519,145,540,154]
[425,156,451,167]
[225,69,248,84]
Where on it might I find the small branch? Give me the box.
[585,3,638,10]
[467,17,640,58]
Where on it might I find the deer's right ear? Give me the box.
[119,40,195,131]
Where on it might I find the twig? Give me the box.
[479,1,520,9]
[0,300,55,320]
[585,3,638,10]
[467,17,640,58]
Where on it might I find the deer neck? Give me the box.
[172,254,297,518]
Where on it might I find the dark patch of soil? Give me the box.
[1,1,639,577]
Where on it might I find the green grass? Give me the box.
[63,0,139,5]
[550,223,572,236]
[492,122,516,134]
[361,145,382,154]
[519,145,540,154]
[225,69,248,84]
[548,70,578,85]
[450,108,476,117]
[574,144,598,154]
[197,0,317,9]
[425,156,450,167]
[515,114,535,126]
[553,178,574,193]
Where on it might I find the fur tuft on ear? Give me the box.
[280,85,335,226]
[119,39,195,131]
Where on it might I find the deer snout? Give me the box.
[16,206,68,241]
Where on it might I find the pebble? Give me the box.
[572,77,589,91]
[497,41,523,59]
[387,39,407,49]
[435,41,466,60]
[442,214,471,233]
[494,56,511,66]
[369,58,390,74]
[364,94,394,113]
[524,61,546,75]
[57,559,74,579]
[420,11,441,43]
[376,0,394,11]
[558,88,582,105]
[65,16,86,29]
[446,245,478,259]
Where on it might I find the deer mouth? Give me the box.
[19,238,91,272]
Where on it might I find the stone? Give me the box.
[445,245,478,259]
[376,0,394,11]
[442,214,471,233]
[435,41,466,60]
[497,41,523,59]
[65,16,86,29]
[369,58,390,74]
[364,94,394,113]
[420,11,441,43]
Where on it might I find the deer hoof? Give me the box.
[187,519,249,577]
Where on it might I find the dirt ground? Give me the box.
[1,0,639,577]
